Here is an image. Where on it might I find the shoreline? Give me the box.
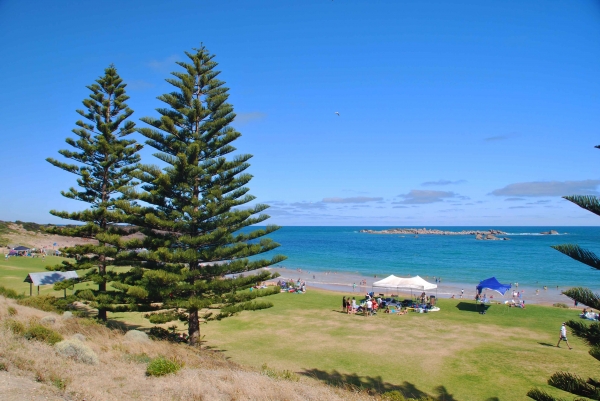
[266,266,577,306]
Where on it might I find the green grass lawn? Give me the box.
[2,256,597,400]
[0,255,127,297]
[202,289,599,401]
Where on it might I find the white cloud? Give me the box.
[490,180,600,197]
[396,190,458,204]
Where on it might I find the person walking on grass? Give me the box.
[557,322,573,350]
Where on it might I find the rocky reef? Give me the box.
[360,228,508,240]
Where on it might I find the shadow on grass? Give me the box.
[456,302,489,313]
[300,368,460,400]
[106,319,144,332]
[538,342,555,347]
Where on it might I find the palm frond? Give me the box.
[562,287,600,310]
[551,244,600,270]
[548,371,600,400]
[564,195,600,218]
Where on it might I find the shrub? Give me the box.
[261,363,299,382]
[4,319,26,335]
[124,330,150,343]
[0,362,6,371]
[145,310,179,324]
[7,306,17,316]
[146,357,182,377]
[148,326,170,341]
[382,391,406,401]
[0,286,21,300]
[17,296,59,312]
[62,311,74,320]
[71,333,86,342]
[553,303,569,308]
[55,339,99,365]
[24,324,63,345]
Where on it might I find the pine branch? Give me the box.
[565,320,600,347]
[563,195,600,218]
[526,388,565,401]
[551,244,600,270]
[562,287,600,310]
[548,371,600,400]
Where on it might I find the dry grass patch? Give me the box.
[0,296,378,401]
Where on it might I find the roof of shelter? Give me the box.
[24,271,78,286]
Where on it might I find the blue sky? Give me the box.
[1,0,600,226]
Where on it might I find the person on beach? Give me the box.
[342,296,346,313]
[556,322,572,349]
[346,298,353,314]
[460,289,464,299]
[366,299,373,316]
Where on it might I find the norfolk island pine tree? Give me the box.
[528,147,600,401]
[113,45,286,346]
[46,65,143,321]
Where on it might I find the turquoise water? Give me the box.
[257,226,600,290]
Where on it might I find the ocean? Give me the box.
[257,226,600,294]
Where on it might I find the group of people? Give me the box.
[277,279,307,293]
[342,294,384,315]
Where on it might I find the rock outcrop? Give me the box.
[362,228,508,237]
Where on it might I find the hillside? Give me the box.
[0,295,378,401]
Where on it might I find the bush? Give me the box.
[24,324,63,345]
[55,339,99,365]
[0,286,21,300]
[7,306,17,316]
[261,363,299,382]
[382,391,406,401]
[71,333,86,342]
[553,303,569,308]
[146,357,182,377]
[4,319,25,335]
[145,310,179,324]
[17,296,59,312]
[148,326,171,341]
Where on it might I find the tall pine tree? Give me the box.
[528,147,600,401]
[46,65,142,321]
[117,46,286,346]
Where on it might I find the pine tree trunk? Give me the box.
[188,310,200,346]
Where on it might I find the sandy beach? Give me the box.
[268,266,575,306]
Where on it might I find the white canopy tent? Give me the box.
[372,275,438,299]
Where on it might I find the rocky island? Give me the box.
[360,228,510,240]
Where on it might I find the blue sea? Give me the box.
[257,226,600,291]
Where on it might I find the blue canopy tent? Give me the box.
[476,277,511,296]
